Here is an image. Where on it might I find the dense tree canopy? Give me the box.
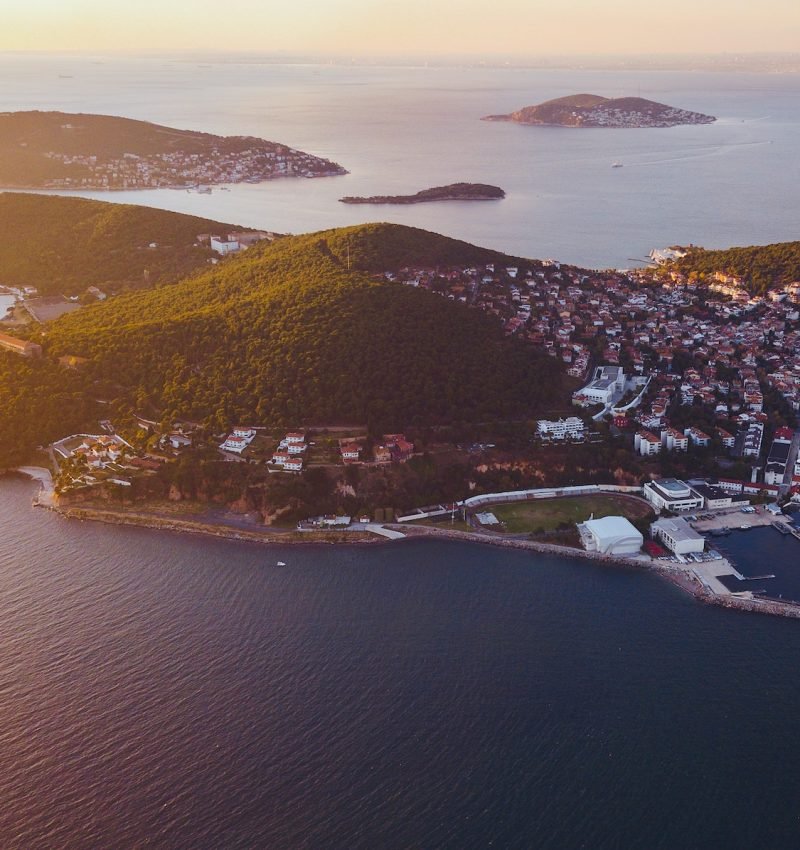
[41,224,563,433]
[0,353,94,466]
[676,241,800,294]
[0,193,245,296]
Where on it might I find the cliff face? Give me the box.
[484,94,716,128]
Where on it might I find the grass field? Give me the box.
[487,494,653,534]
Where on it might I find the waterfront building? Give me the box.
[577,516,643,556]
[643,479,704,513]
[689,482,749,510]
[764,427,794,485]
[650,517,705,555]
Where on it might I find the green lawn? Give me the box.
[487,494,653,534]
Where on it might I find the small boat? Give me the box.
[611,162,623,168]
[276,561,287,567]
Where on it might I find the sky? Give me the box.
[2,0,800,56]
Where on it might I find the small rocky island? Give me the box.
[340,183,505,204]
[0,111,348,189]
[483,94,715,128]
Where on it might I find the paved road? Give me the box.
[780,429,800,496]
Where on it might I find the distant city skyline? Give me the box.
[3,0,800,56]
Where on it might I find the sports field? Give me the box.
[487,494,653,534]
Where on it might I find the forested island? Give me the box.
[0,111,347,189]
[340,183,505,204]
[483,94,715,128]
[0,193,275,297]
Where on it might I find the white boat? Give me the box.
[611,162,623,168]
[276,561,287,567]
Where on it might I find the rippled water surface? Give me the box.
[2,478,800,849]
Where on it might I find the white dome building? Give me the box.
[578,516,643,556]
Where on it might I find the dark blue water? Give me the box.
[1,476,800,849]
[717,524,800,601]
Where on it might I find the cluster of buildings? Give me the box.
[41,144,346,190]
[386,256,799,481]
[220,426,258,455]
[271,432,308,473]
[337,434,415,465]
[536,417,586,442]
[69,434,129,469]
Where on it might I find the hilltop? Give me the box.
[0,222,561,464]
[0,193,272,297]
[0,111,346,189]
[37,224,556,433]
[340,183,505,204]
[483,94,715,128]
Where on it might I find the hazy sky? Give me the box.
[3,0,800,55]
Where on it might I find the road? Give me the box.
[780,429,800,496]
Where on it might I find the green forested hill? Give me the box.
[0,353,95,465]
[35,224,560,435]
[0,193,248,296]
[301,222,521,271]
[675,241,800,294]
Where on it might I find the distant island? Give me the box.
[340,183,505,204]
[0,111,348,190]
[483,94,716,128]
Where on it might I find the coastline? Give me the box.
[12,468,800,619]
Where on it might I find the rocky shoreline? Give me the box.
[12,468,800,620]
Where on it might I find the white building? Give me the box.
[210,235,240,256]
[684,427,712,448]
[573,365,626,406]
[741,422,764,458]
[635,430,661,456]
[661,428,688,452]
[578,516,643,556]
[643,479,704,513]
[650,517,705,555]
[221,427,256,454]
[537,417,586,441]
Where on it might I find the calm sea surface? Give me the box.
[2,54,800,267]
[2,476,800,849]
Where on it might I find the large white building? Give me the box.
[643,479,704,513]
[537,417,586,441]
[573,365,626,406]
[650,517,705,555]
[578,516,643,556]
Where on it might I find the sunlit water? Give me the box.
[2,54,800,267]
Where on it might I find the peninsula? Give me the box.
[0,111,347,189]
[340,183,505,204]
[2,210,799,619]
[483,94,716,128]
